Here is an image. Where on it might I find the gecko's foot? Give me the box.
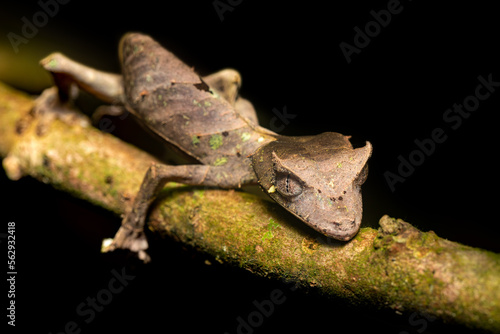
[91,105,127,127]
[31,86,90,135]
[101,223,151,263]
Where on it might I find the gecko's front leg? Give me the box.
[102,163,249,262]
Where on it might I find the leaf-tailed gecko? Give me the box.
[34,33,372,261]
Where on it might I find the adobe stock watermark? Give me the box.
[224,289,287,334]
[213,0,243,22]
[224,275,303,334]
[48,267,135,334]
[339,0,412,64]
[269,105,297,133]
[95,106,131,134]
[6,0,70,54]
[399,311,436,334]
[384,73,499,192]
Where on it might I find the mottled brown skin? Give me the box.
[118,34,275,187]
[250,133,371,240]
[36,33,372,261]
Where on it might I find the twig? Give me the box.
[1,82,499,332]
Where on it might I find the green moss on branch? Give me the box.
[1,82,499,332]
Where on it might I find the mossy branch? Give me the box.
[1,82,499,332]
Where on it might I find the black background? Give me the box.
[1,1,499,333]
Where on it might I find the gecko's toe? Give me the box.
[101,225,151,263]
[137,250,151,263]
[32,86,90,136]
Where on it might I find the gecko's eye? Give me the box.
[275,172,303,197]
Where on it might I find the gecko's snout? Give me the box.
[327,217,360,241]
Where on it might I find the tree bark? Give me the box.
[1,82,499,332]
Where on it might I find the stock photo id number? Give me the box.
[5,222,16,327]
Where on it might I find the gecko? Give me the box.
[34,33,372,261]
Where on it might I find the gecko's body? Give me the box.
[118,34,275,187]
[36,33,372,261]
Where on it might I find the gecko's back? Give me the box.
[119,33,275,171]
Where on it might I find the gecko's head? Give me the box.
[250,132,372,241]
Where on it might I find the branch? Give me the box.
[1,82,499,332]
